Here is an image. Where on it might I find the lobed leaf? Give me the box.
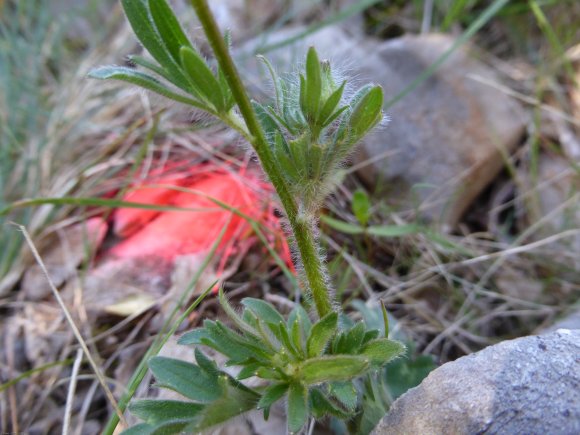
[148,357,221,403]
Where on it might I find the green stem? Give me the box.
[190,0,333,318]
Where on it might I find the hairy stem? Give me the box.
[190,0,333,318]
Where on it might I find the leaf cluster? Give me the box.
[254,48,384,213]
[126,290,405,435]
[89,0,234,116]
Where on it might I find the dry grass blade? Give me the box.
[17,225,127,427]
[62,349,83,435]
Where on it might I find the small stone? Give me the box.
[372,330,580,434]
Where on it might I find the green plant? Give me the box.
[90,0,404,433]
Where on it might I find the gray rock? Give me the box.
[356,34,526,227]
[543,309,580,333]
[373,329,580,435]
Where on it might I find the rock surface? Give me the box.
[543,309,580,333]
[241,28,527,227]
[373,329,580,435]
[355,34,526,227]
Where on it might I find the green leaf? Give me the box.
[218,288,260,338]
[179,46,224,111]
[241,298,286,325]
[300,355,369,385]
[367,223,422,238]
[287,382,308,434]
[203,320,269,364]
[304,47,322,122]
[237,362,261,380]
[385,354,436,400]
[183,382,259,432]
[288,305,311,334]
[306,312,338,358]
[256,366,284,381]
[257,382,289,410]
[337,321,366,354]
[320,215,364,235]
[257,54,283,111]
[148,357,221,403]
[194,348,218,376]
[129,399,204,425]
[348,85,383,138]
[121,0,175,69]
[309,388,350,419]
[330,381,358,411]
[319,80,346,126]
[352,190,371,227]
[359,339,405,367]
[381,302,389,338]
[177,328,208,345]
[120,423,155,435]
[291,317,305,357]
[217,66,234,111]
[128,55,189,91]
[253,101,281,138]
[147,0,192,63]
[362,329,380,346]
[88,66,208,110]
[123,420,191,435]
[277,322,301,359]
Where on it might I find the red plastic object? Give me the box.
[108,162,293,272]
